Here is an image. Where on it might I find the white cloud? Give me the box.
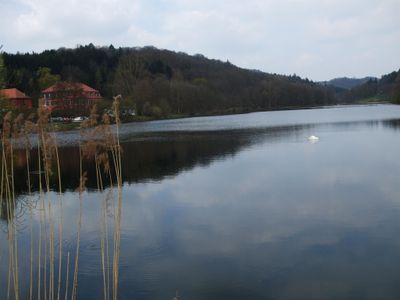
[1,0,399,80]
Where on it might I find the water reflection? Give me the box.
[382,118,400,130]
[7,117,400,196]
[3,117,400,226]
[3,106,400,299]
[5,126,302,195]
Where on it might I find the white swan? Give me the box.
[308,135,319,142]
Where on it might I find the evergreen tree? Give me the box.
[0,48,5,89]
[36,67,60,90]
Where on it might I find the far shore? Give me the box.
[47,99,391,132]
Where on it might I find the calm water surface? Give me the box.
[2,104,400,299]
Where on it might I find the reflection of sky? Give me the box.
[2,106,400,299]
[117,123,400,299]
[51,104,400,146]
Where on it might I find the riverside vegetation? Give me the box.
[2,44,337,118]
[0,96,123,300]
[2,44,400,120]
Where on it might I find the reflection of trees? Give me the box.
[381,119,400,130]
[0,194,33,231]
[332,118,400,131]
[7,117,400,197]
[7,125,305,195]
[0,197,13,224]
[121,133,248,183]
[4,132,252,194]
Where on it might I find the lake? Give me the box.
[2,104,400,300]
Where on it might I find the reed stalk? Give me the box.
[37,144,43,300]
[71,145,84,300]
[64,252,70,300]
[54,141,63,300]
[1,96,124,300]
[25,143,33,300]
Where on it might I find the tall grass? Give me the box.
[0,96,124,300]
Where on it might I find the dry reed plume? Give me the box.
[0,95,124,300]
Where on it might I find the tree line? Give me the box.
[340,69,400,103]
[2,44,338,118]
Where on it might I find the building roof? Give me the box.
[0,88,31,99]
[42,82,100,93]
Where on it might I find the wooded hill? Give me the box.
[341,69,400,103]
[320,77,376,90]
[2,44,337,117]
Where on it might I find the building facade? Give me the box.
[41,82,102,113]
[0,88,33,109]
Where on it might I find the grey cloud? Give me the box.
[1,0,399,80]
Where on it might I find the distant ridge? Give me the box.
[321,77,376,90]
[343,69,400,103]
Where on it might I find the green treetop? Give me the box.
[36,67,60,90]
[0,49,5,89]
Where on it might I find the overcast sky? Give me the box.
[1,0,399,81]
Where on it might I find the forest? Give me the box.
[1,44,337,118]
[341,70,400,104]
[1,44,400,119]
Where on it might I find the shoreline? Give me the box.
[48,101,391,132]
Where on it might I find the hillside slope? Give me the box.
[322,77,376,90]
[3,44,337,117]
[343,70,400,103]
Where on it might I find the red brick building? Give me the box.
[41,82,102,113]
[0,88,33,109]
